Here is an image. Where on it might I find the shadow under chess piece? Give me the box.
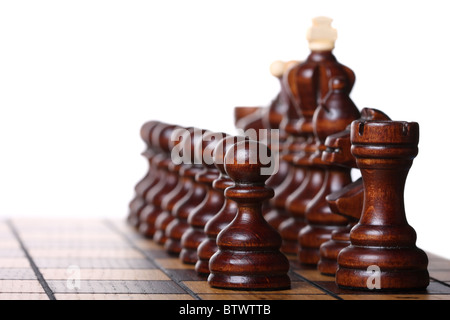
[208,140,290,290]
[336,119,429,291]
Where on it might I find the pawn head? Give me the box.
[200,131,228,168]
[213,135,247,174]
[224,140,276,184]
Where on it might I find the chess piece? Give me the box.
[153,127,193,245]
[127,120,161,228]
[234,107,266,133]
[298,76,360,265]
[336,119,429,291]
[263,60,301,137]
[279,17,357,259]
[180,132,227,264]
[139,123,180,238]
[208,140,290,290]
[195,135,242,275]
[164,128,208,255]
[264,61,306,231]
[264,60,301,190]
[318,108,390,275]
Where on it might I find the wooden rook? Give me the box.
[336,118,429,291]
[180,131,227,264]
[318,108,390,275]
[127,120,161,228]
[153,127,193,245]
[164,128,208,255]
[139,123,180,237]
[195,135,242,275]
[208,140,290,290]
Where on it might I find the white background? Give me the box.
[0,1,449,259]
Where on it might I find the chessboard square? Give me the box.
[199,293,337,300]
[19,233,122,241]
[155,258,195,270]
[33,257,156,269]
[340,294,450,300]
[47,280,187,294]
[0,240,21,250]
[133,239,165,251]
[164,269,207,282]
[0,280,45,293]
[23,239,131,249]
[55,293,195,300]
[41,268,170,281]
[430,270,450,282]
[0,293,49,300]
[0,268,37,280]
[318,279,450,295]
[28,248,145,259]
[0,258,31,268]
[10,218,107,228]
[293,269,335,282]
[428,259,450,270]
[182,280,324,295]
[0,249,25,258]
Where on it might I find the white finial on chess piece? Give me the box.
[270,60,301,78]
[306,16,337,51]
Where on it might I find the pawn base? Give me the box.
[208,274,291,291]
[336,246,429,291]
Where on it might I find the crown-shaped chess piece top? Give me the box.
[286,16,355,133]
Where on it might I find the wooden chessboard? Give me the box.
[1,218,450,302]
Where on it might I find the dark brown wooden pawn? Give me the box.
[164,128,208,255]
[127,120,162,228]
[298,76,360,265]
[318,108,390,275]
[180,132,227,264]
[138,123,180,238]
[208,140,290,290]
[336,119,429,291]
[195,135,242,275]
[263,68,306,230]
[153,128,193,245]
[316,127,362,275]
